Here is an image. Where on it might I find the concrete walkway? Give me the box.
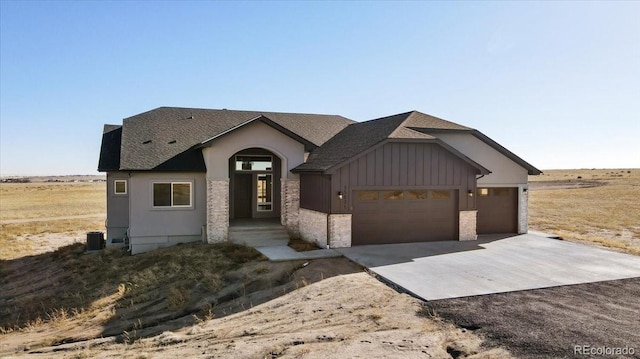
[337,233,640,301]
[229,220,341,261]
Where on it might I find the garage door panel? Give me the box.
[352,189,458,245]
[477,187,517,234]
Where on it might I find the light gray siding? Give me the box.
[128,172,207,254]
[106,172,129,243]
[434,132,529,185]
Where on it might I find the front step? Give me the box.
[230,224,291,247]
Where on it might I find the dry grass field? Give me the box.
[529,168,640,255]
[0,183,105,260]
[1,170,638,358]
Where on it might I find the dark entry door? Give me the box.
[233,173,252,218]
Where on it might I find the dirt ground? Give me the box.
[1,272,510,359]
[424,278,640,358]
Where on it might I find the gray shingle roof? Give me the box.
[293,111,474,172]
[118,107,354,170]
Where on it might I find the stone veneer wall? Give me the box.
[459,210,477,241]
[206,179,229,243]
[281,179,300,238]
[518,185,528,234]
[299,208,328,248]
[328,214,351,248]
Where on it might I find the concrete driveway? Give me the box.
[336,233,640,300]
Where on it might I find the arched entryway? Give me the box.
[229,148,282,220]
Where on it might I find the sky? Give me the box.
[1,1,638,176]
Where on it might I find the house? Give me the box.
[98,107,541,254]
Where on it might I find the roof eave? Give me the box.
[410,127,541,175]
[196,115,318,151]
[470,130,542,175]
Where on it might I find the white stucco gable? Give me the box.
[433,132,529,185]
[201,120,306,180]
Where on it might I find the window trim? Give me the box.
[152,181,193,208]
[114,180,127,195]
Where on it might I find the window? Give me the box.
[494,188,511,197]
[357,191,379,201]
[256,174,272,211]
[406,190,427,200]
[383,191,404,200]
[236,155,272,171]
[478,188,489,196]
[431,190,451,199]
[114,180,127,195]
[153,182,192,207]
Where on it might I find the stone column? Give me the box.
[281,178,300,238]
[328,214,352,248]
[518,185,529,234]
[299,208,328,248]
[206,179,229,243]
[459,210,478,241]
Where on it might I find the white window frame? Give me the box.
[114,180,127,195]
[152,181,193,208]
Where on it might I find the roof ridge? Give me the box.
[405,110,472,130]
[154,106,349,118]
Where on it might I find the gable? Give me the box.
[201,120,306,179]
[432,132,532,184]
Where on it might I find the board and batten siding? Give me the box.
[300,174,331,213]
[328,142,478,214]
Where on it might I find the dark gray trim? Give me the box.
[98,125,122,172]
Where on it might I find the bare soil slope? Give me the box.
[0,243,510,358]
[6,273,510,359]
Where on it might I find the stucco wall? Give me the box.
[106,172,130,243]
[128,172,207,254]
[299,208,328,248]
[434,132,528,185]
[459,210,478,241]
[202,121,305,180]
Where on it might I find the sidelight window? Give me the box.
[257,174,272,211]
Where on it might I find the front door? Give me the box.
[230,148,281,220]
[233,173,252,218]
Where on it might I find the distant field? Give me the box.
[0,183,105,260]
[1,170,638,259]
[529,168,640,255]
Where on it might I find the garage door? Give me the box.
[352,189,458,245]
[476,187,518,234]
